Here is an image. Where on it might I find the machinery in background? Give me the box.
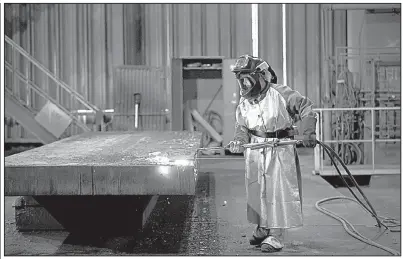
[315,46,401,180]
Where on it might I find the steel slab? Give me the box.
[5,131,202,195]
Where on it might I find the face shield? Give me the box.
[231,56,274,99]
[236,73,260,98]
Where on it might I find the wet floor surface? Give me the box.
[4,149,401,256]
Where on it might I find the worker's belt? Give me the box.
[249,128,295,139]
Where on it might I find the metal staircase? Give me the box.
[5,35,104,144]
[5,89,58,144]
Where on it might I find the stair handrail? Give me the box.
[4,65,91,132]
[5,35,102,116]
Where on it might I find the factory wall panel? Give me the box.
[8,3,255,110]
[144,3,253,65]
[144,4,166,67]
[284,4,319,106]
[258,4,284,84]
[123,4,144,65]
[257,4,333,107]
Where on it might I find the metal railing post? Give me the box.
[371,109,375,174]
[12,44,16,96]
[320,110,324,173]
[26,54,31,107]
[314,112,321,175]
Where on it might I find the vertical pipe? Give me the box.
[134,93,140,129]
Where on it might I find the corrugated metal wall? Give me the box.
[112,66,167,131]
[138,3,346,107]
[285,4,322,106]
[7,3,342,109]
[6,4,124,111]
[6,3,349,140]
[137,3,253,68]
[258,4,284,84]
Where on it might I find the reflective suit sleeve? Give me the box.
[272,84,317,136]
[234,104,250,144]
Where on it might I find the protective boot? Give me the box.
[249,226,270,246]
[261,228,284,253]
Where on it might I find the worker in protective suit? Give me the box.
[228,55,317,253]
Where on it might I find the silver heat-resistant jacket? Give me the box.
[234,83,316,229]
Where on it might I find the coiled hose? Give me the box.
[316,140,400,255]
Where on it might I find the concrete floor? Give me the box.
[4,148,401,255]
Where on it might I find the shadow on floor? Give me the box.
[55,172,219,255]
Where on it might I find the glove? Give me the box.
[228,140,245,153]
[301,115,317,148]
[302,134,317,148]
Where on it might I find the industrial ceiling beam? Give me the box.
[330,4,400,10]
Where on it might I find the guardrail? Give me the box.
[5,35,104,136]
[313,107,401,176]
